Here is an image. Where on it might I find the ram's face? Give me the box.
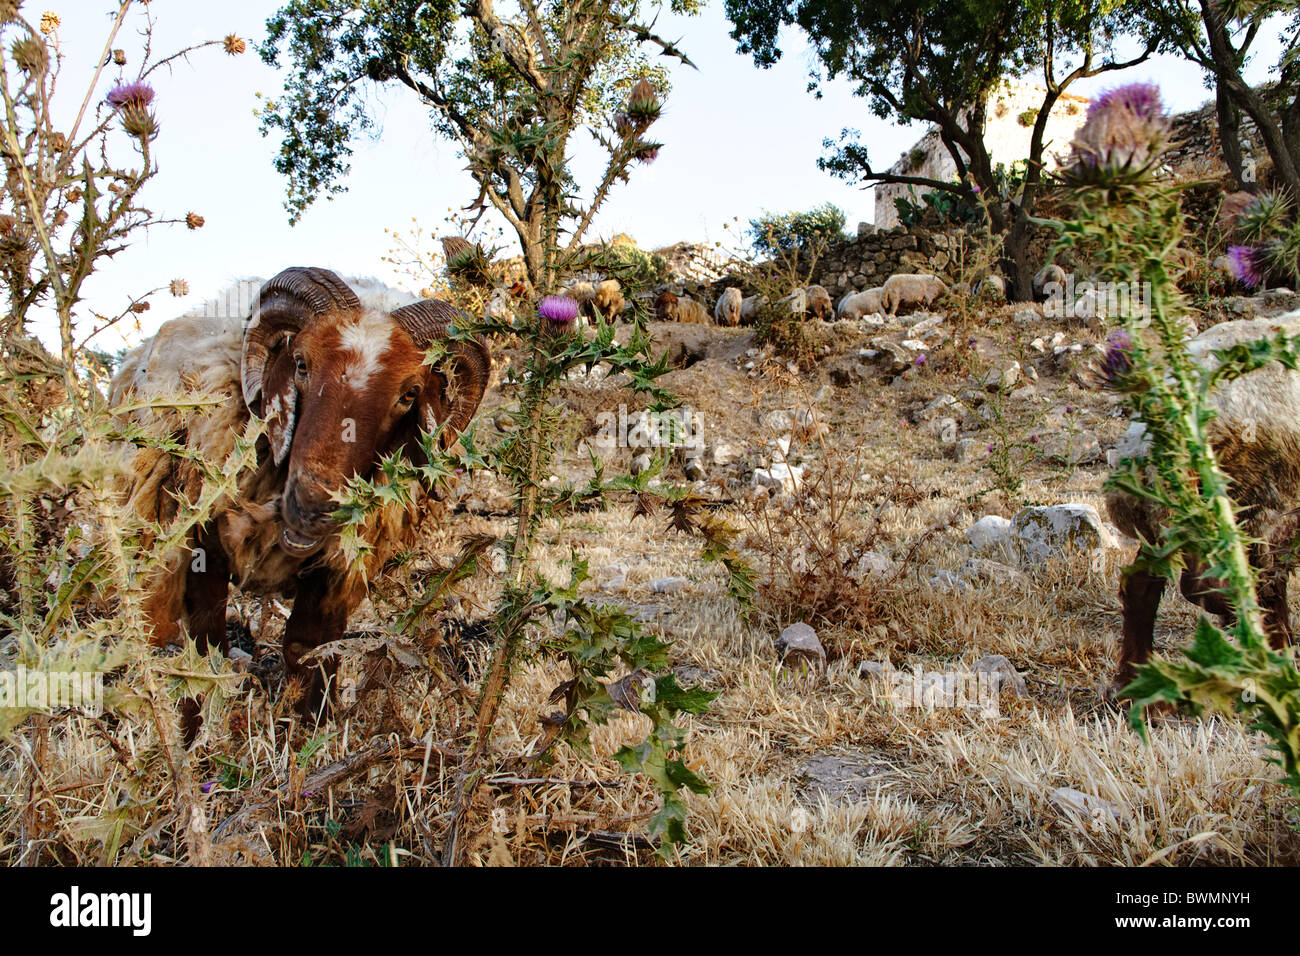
[276,310,433,554]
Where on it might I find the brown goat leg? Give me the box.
[179,525,231,747]
[184,523,232,656]
[1116,566,1168,690]
[1179,563,1235,622]
[282,569,349,720]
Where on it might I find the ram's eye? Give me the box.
[400,385,420,405]
[295,356,308,377]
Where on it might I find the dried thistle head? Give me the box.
[112,48,126,66]
[38,10,58,34]
[48,131,67,151]
[129,300,150,314]
[11,35,48,74]
[185,211,205,229]
[223,34,246,56]
[170,278,189,297]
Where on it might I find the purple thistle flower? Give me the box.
[106,81,154,111]
[635,145,660,165]
[986,443,995,453]
[614,113,634,138]
[1102,329,1133,387]
[1090,82,1163,122]
[1226,244,1266,288]
[914,354,926,366]
[200,780,216,794]
[538,295,580,324]
[1066,82,1171,184]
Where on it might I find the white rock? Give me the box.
[966,515,1014,556]
[597,564,628,591]
[753,463,804,493]
[1012,503,1117,565]
[650,576,687,594]
[854,551,895,579]
[710,441,744,467]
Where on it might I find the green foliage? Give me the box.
[747,203,847,256]
[532,557,716,851]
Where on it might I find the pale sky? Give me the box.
[28,0,1287,351]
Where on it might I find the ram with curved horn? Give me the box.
[111,267,492,717]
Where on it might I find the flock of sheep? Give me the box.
[560,270,963,329]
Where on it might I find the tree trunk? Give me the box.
[1216,81,1253,192]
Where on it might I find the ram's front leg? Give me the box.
[282,568,350,719]
[184,523,231,656]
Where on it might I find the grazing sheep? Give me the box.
[714,287,742,327]
[805,284,833,322]
[837,287,884,321]
[112,267,491,715]
[654,290,711,324]
[1032,263,1067,303]
[1106,312,1300,690]
[739,294,768,325]
[593,278,624,322]
[881,273,947,316]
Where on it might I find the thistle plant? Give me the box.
[1047,83,1300,791]
[1224,189,1300,290]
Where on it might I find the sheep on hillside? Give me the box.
[881,273,947,316]
[714,287,742,327]
[837,287,884,321]
[654,290,711,324]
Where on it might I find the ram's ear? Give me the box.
[259,346,299,466]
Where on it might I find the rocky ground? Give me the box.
[213,288,1300,865]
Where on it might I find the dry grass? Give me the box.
[4,307,1298,867]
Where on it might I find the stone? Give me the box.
[759,408,795,432]
[711,441,744,467]
[966,515,1015,557]
[1012,503,1116,565]
[928,569,971,594]
[952,437,984,464]
[854,551,895,579]
[1008,384,1037,402]
[973,653,1029,698]
[913,393,958,423]
[630,453,652,476]
[982,360,1021,392]
[1014,308,1040,326]
[650,576,688,594]
[753,462,804,493]
[683,457,707,481]
[775,622,826,668]
[597,564,628,591]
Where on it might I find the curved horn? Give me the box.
[241,267,361,406]
[390,298,491,440]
